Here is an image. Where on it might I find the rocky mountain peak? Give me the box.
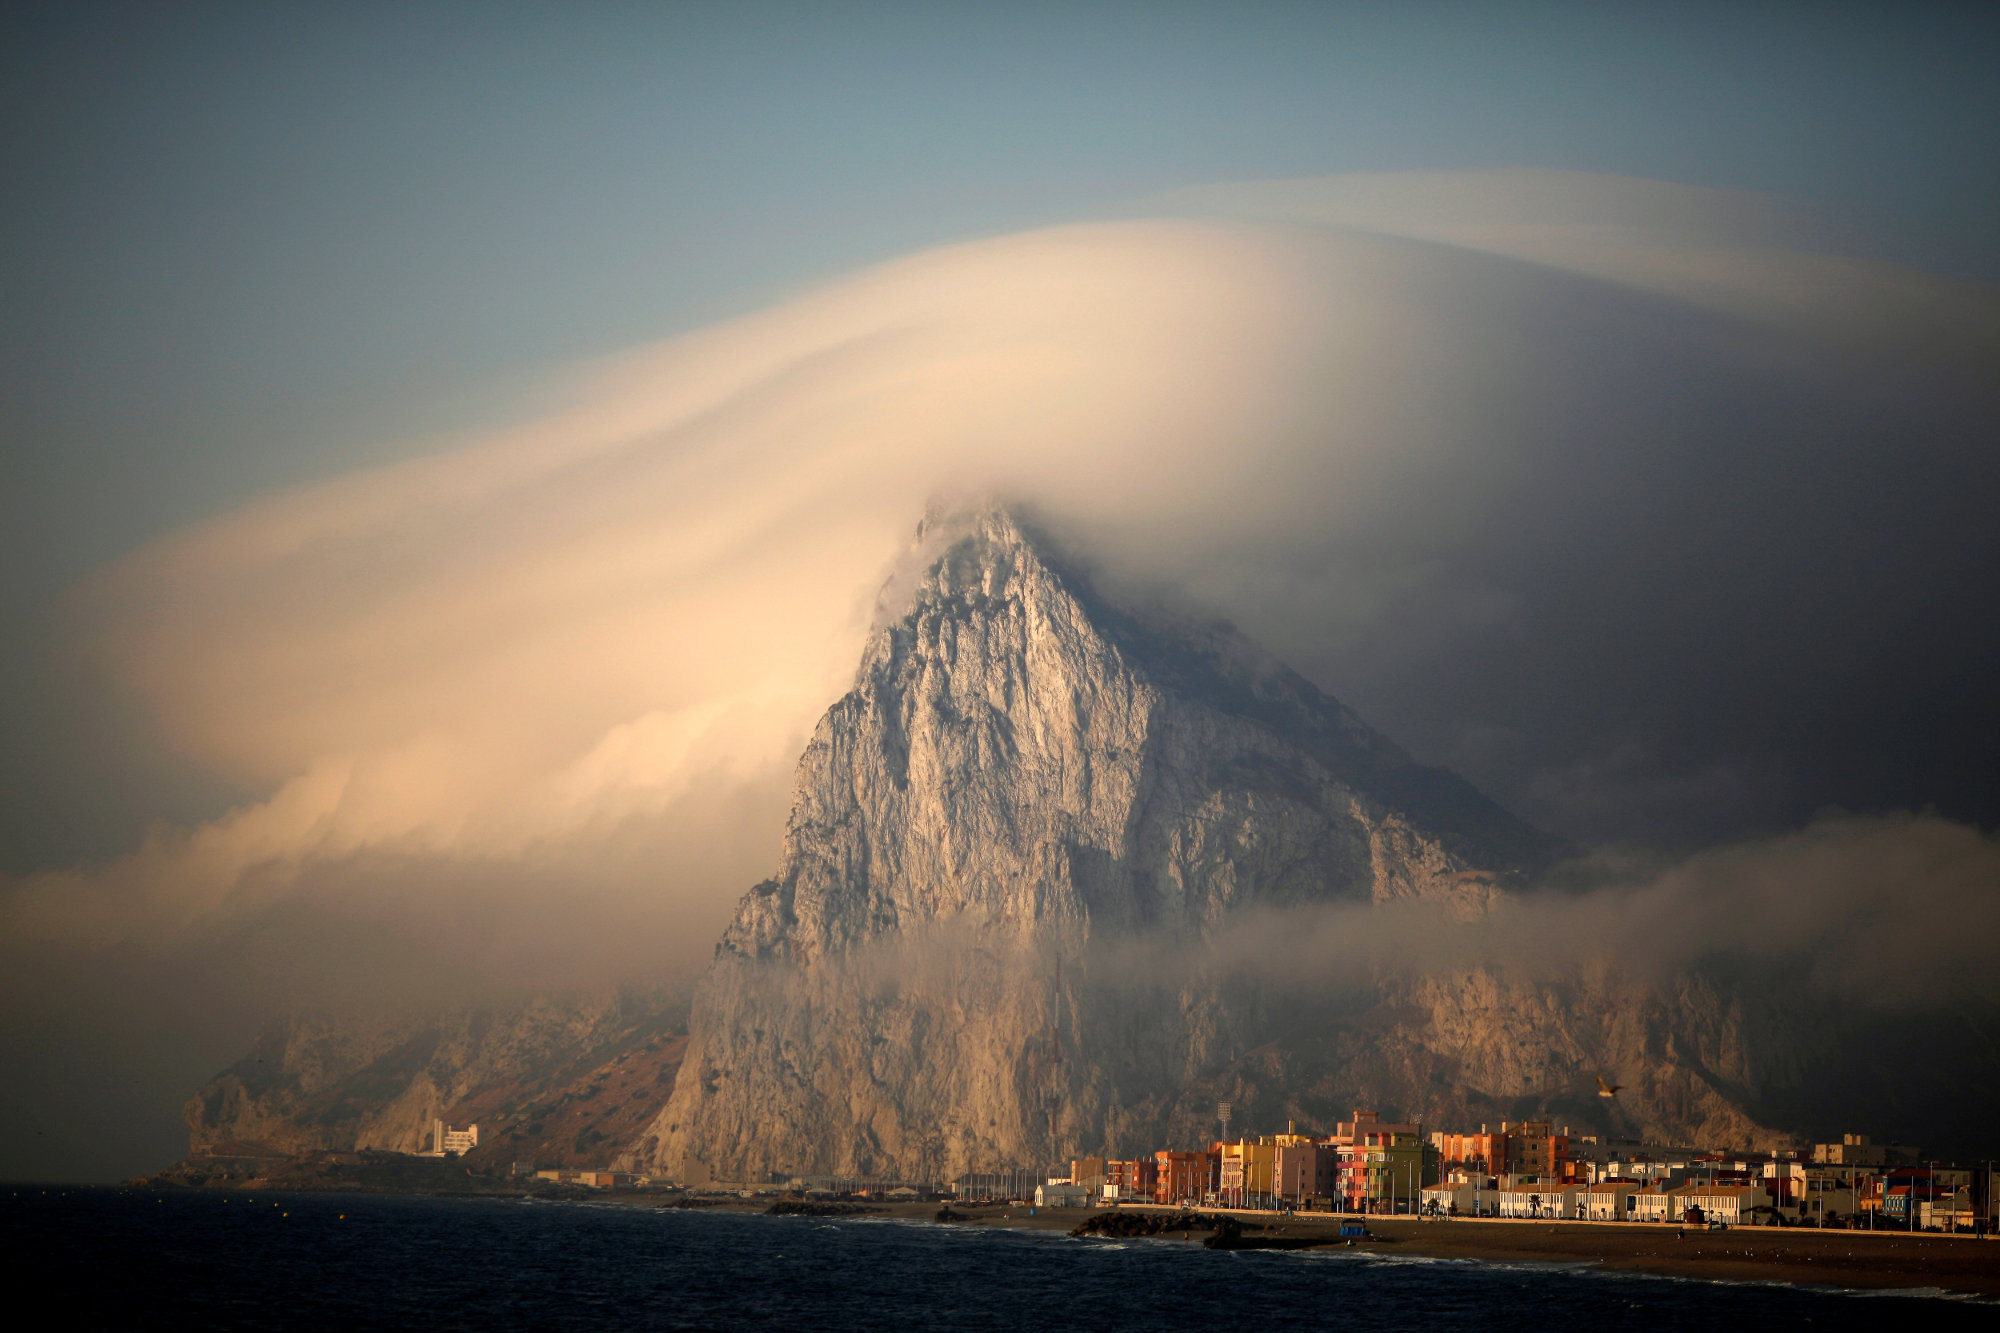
[165,505,1853,1185]
[631,504,1618,1180]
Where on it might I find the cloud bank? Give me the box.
[4,170,1996,1176]
[1089,812,2000,1012]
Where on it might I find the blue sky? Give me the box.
[6,1,1996,602]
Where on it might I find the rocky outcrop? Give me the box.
[182,505,1806,1183]
[634,506,1791,1182]
[186,989,686,1169]
[1128,966,1795,1158]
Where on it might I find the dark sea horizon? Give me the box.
[6,1186,1994,1329]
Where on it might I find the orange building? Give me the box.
[1431,1121,1574,1183]
[1154,1150,1214,1203]
[1432,1127,1508,1176]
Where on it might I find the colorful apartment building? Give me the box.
[1498,1121,1571,1182]
[1153,1150,1215,1204]
[1094,1117,1976,1226]
[1104,1158,1157,1200]
[1879,1168,1962,1222]
[1336,1127,1425,1212]
[1217,1139,1278,1205]
[1430,1127,1507,1176]
[1429,1121,1574,1183]
[1274,1139,1338,1205]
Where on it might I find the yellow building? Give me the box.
[1216,1139,1278,1203]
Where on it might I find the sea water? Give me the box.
[2,1187,1990,1329]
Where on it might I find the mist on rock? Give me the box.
[640,509,2000,1178]
[2,171,1996,1179]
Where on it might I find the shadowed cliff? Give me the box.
[634,506,1785,1181]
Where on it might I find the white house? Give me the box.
[1798,1182,1858,1223]
[1919,1190,1973,1231]
[1420,1181,1477,1216]
[1497,1183,1579,1219]
[1602,1157,1691,1187]
[1676,1185,1771,1225]
[1578,1183,1636,1221]
[1035,1183,1094,1208]
[1630,1185,1694,1223]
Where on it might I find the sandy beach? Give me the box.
[1355,1214,2000,1295]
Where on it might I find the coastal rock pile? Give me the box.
[766,1200,883,1216]
[1069,1210,1248,1239]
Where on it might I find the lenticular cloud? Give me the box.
[7,170,1996,989]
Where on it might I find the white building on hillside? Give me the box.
[429,1120,479,1156]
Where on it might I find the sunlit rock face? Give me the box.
[186,991,688,1164]
[635,507,1515,1178]
[633,506,1773,1182]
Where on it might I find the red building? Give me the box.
[1153,1150,1214,1204]
[1106,1158,1157,1199]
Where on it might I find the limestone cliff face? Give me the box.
[1131,967,1800,1161]
[186,990,686,1167]
[636,506,1785,1182]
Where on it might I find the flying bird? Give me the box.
[1596,1075,1622,1099]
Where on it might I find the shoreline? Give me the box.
[764,1199,2000,1297]
[104,1173,2000,1299]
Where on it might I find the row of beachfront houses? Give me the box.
[1024,1112,1990,1231]
[1423,1163,1987,1231]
